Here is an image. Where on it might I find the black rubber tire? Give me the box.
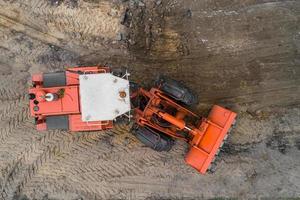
[111,67,127,78]
[132,125,174,152]
[46,115,69,130]
[156,76,197,106]
[43,71,66,87]
[129,81,139,93]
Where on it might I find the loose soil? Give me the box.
[0,0,299,199]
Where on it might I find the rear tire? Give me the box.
[43,72,66,87]
[156,76,197,106]
[132,125,174,152]
[46,115,69,130]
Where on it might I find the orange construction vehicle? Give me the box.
[28,67,236,174]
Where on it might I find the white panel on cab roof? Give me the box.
[79,73,130,121]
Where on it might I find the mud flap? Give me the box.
[46,115,69,130]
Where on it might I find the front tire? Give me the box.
[132,125,174,152]
[156,76,197,106]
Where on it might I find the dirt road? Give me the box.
[0,0,299,199]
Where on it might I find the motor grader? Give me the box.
[28,66,236,174]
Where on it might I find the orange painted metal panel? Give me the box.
[69,114,113,131]
[185,105,237,174]
[185,146,208,172]
[29,86,80,116]
[198,125,221,153]
[66,66,110,85]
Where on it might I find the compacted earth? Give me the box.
[0,0,299,199]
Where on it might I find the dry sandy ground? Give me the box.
[0,0,300,199]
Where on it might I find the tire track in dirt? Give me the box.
[0,130,71,199]
[16,124,165,198]
[0,13,66,51]
[0,0,126,55]
[8,130,107,198]
[21,175,118,200]
[266,131,300,154]
[0,95,64,190]
[227,113,273,145]
[0,106,29,147]
[0,28,49,73]
[18,131,113,199]
[30,0,51,16]
[0,102,32,159]
[59,127,186,197]
[0,74,27,101]
[0,97,28,122]
[0,11,88,64]
[51,3,121,37]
